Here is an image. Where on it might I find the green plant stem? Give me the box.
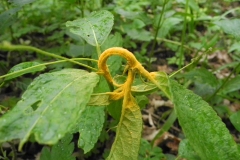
[169,43,211,78]
[9,142,17,160]
[4,2,15,42]
[0,145,6,159]
[169,57,199,78]
[207,63,240,101]
[179,0,189,68]
[0,58,98,80]
[0,42,97,70]
[148,0,169,70]
[156,38,194,52]
[218,94,240,104]
[80,0,84,18]
[221,7,240,18]
[151,110,177,146]
[96,44,102,58]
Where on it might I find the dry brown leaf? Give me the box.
[142,125,159,141]
[157,65,173,74]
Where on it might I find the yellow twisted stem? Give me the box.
[98,47,161,99]
[104,67,135,101]
[98,47,141,86]
[108,87,124,100]
[122,69,135,101]
[111,69,135,101]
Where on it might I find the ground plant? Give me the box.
[0,0,240,160]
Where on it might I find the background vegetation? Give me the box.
[0,0,240,159]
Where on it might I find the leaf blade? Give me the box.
[215,19,240,40]
[40,134,75,160]
[78,106,105,153]
[154,71,172,99]
[178,139,201,160]
[107,96,142,160]
[4,61,46,80]
[230,111,240,132]
[222,75,240,94]
[0,69,99,150]
[66,10,114,46]
[171,80,240,159]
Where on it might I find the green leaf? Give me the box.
[184,68,218,97]
[165,154,176,160]
[93,76,110,93]
[131,72,171,97]
[107,99,122,122]
[229,41,240,53]
[222,75,240,94]
[107,56,123,76]
[88,76,112,106]
[0,96,19,110]
[66,36,95,57]
[101,32,123,50]
[132,83,157,95]
[40,134,75,160]
[193,82,216,98]
[177,0,199,11]
[3,61,46,81]
[156,17,182,38]
[107,96,142,160]
[88,93,111,106]
[178,139,201,160]
[0,0,39,33]
[15,77,32,91]
[213,105,231,118]
[78,106,105,153]
[76,75,107,153]
[66,44,85,58]
[101,33,123,75]
[184,68,218,87]
[188,0,200,11]
[0,7,21,33]
[66,10,114,46]
[171,80,240,159]
[230,111,240,132]
[215,19,240,40]
[115,8,139,19]
[113,75,127,84]
[9,0,37,6]
[0,69,99,150]
[132,19,146,29]
[138,139,165,160]
[154,71,172,99]
[91,76,122,122]
[127,29,153,41]
[135,95,149,109]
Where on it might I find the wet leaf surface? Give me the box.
[171,80,240,160]
[66,10,114,46]
[0,69,99,150]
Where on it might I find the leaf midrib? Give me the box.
[84,18,99,46]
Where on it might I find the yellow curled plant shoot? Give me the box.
[97,47,168,159]
[98,47,166,100]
